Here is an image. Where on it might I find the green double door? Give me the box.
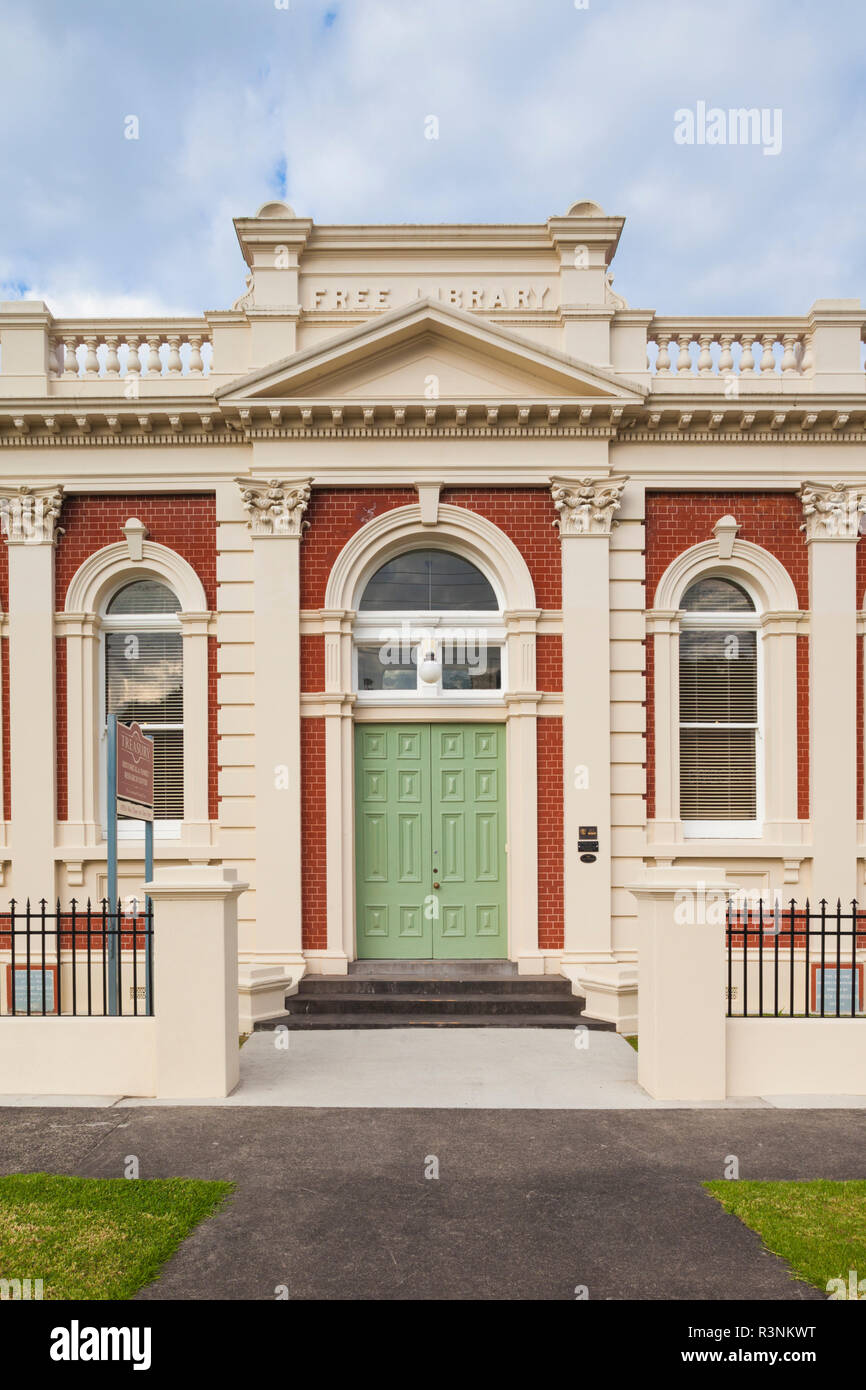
[355,723,507,959]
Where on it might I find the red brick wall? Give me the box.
[439,488,561,608]
[857,538,866,821]
[55,639,67,820]
[301,718,327,950]
[536,634,562,693]
[2,639,9,821]
[54,495,218,821]
[300,635,325,693]
[537,717,564,950]
[644,492,808,821]
[0,539,9,818]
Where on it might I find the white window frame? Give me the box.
[679,590,764,840]
[100,596,183,841]
[353,612,508,704]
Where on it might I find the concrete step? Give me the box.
[287,991,584,1017]
[258,1012,611,1031]
[348,960,520,978]
[295,976,574,998]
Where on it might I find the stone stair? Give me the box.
[255,961,611,1030]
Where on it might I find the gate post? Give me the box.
[146,865,248,1098]
[628,872,729,1100]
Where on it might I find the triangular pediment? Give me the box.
[215,299,645,404]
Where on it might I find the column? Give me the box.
[236,477,311,1013]
[0,485,64,902]
[800,482,862,904]
[553,476,627,968]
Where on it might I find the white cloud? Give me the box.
[0,0,863,315]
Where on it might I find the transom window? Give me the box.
[678,576,760,836]
[359,549,499,612]
[103,580,183,820]
[354,547,504,698]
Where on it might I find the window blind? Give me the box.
[679,628,757,821]
[106,631,183,819]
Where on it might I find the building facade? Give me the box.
[0,197,864,1028]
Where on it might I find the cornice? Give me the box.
[0,400,865,447]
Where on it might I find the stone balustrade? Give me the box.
[646,319,812,378]
[48,320,213,379]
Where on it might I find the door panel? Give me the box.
[355,723,507,960]
[430,724,506,958]
[355,724,433,958]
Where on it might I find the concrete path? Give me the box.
[2,1105,864,1299]
[3,1028,865,1108]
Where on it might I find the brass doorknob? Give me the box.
[433,882,440,889]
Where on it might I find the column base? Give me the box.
[303,951,351,976]
[560,959,638,1034]
[238,964,302,1032]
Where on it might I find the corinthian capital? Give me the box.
[551,476,628,537]
[0,484,64,545]
[799,481,866,540]
[236,477,312,537]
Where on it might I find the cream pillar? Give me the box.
[322,609,354,973]
[553,477,627,974]
[800,482,863,904]
[236,477,311,1018]
[147,865,248,1098]
[629,872,728,1101]
[1,485,64,902]
[178,610,213,848]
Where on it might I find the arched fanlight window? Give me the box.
[354,548,503,696]
[103,580,183,819]
[678,576,760,832]
[359,549,499,612]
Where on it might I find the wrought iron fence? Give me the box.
[726,898,865,1018]
[0,898,153,1017]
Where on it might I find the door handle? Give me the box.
[433,882,440,889]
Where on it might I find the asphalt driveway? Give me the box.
[1,1106,863,1299]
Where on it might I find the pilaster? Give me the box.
[554,476,628,982]
[0,485,64,900]
[237,476,311,1006]
[799,482,864,903]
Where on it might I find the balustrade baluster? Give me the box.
[166,335,183,374]
[104,335,120,377]
[759,333,776,375]
[83,336,100,377]
[63,336,80,378]
[697,333,713,375]
[781,333,799,375]
[718,334,734,375]
[739,335,756,375]
[188,334,204,376]
[146,336,162,376]
[676,333,692,374]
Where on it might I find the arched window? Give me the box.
[354,547,504,697]
[103,579,183,820]
[679,576,760,835]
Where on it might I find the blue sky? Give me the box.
[0,0,863,316]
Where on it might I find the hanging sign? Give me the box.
[116,721,155,821]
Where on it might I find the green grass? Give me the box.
[705,1180,866,1295]
[624,1035,638,1051]
[0,1173,233,1300]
